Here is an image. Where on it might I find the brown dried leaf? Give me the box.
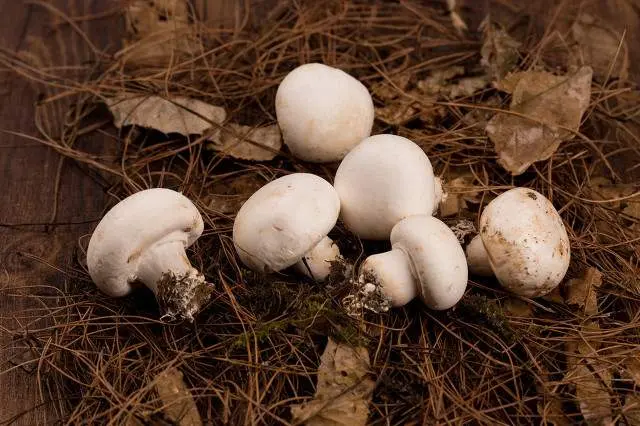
[481,24,521,81]
[106,95,226,137]
[566,363,612,426]
[564,268,603,315]
[570,13,629,81]
[154,367,203,426]
[486,66,593,175]
[290,338,374,426]
[375,101,420,126]
[417,67,489,98]
[119,0,199,67]
[370,74,411,101]
[541,286,565,304]
[439,174,482,217]
[208,123,282,161]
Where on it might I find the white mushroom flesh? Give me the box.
[478,188,570,297]
[275,63,375,162]
[465,234,494,276]
[334,134,436,240]
[233,173,341,278]
[293,235,341,282]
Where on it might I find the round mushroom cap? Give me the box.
[334,134,435,240]
[233,173,341,273]
[390,215,468,310]
[275,63,374,163]
[87,188,204,297]
[479,188,570,297]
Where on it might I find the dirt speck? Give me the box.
[527,191,538,200]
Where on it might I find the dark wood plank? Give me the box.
[0,1,119,424]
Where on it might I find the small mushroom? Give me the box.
[359,215,468,310]
[233,173,341,281]
[87,188,211,322]
[275,63,375,163]
[334,134,436,240]
[465,188,571,297]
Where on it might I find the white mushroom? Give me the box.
[465,187,570,297]
[275,63,375,163]
[87,188,210,322]
[233,173,341,281]
[359,215,468,310]
[334,134,436,240]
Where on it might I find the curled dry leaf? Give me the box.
[370,74,411,101]
[290,338,374,426]
[486,66,593,175]
[564,267,603,316]
[439,174,482,217]
[570,13,629,81]
[502,298,533,318]
[107,95,226,137]
[480,22,521,82]
[417,66,489,98]
[120,0,198,67]
[208,124,282,161]
[565,321,613,426]
[154,367,203,426]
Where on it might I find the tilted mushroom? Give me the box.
[333,134,437,240]
[275,63,375,163]
[87,188,211,322]
[358,215,468,309]
[233,173,341,281]
[465,187,571,297]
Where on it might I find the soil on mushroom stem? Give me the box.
[1,0,639,425]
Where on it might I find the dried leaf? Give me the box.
[106,95,226,137]
[486,66,593,175]
[208,124,282,161]
[154,367,203,426]
[375,101,420,126]
[564,268,603,315]
[370,74,411,101]
[566,362,612,426]
[290,338,374,426]
[119,0,199,66]
[417,67,489,98]
[570,13,628,81]
[439,174,482,217]
[564,321,613,426]
[481,24,521,81]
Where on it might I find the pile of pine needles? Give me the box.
[1,0,639,424]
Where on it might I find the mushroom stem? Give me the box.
[465,235,494,277]
[433,176,447,214]
[136,239,212,322]
[359,248,416,307]
[294,236,341,282]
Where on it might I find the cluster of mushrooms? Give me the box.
[86,63,571,322]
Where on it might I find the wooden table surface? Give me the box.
[1,0,639,425]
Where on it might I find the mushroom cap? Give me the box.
[390,215,468,310]
[275,63,374,163]
[334,134,436,240]
[87,188,204,297]
[479,188,570,297]
[233,173,341,273]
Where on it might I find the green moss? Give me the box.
[457,294,516,344]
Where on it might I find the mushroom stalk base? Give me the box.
[156,270,212,322]
[465,235,494,277]
[135,240,212,322]
[293,236,341,282]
